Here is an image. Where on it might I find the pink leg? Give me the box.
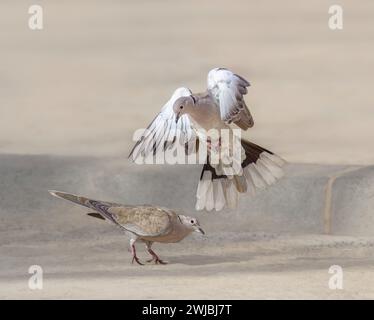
[130,239,143,265]
[146,245,167,265]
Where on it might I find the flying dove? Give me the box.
[129,67,286,212]
[49,190,204,265]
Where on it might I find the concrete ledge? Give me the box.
[331,166,374,236]
[0,154,371,236]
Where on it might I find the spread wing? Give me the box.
[207,68,254,130]
[129,87,197,162]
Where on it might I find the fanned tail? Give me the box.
[195,139,286,211]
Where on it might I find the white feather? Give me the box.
[262,152,286,167]
[243,167,256,196]
[130,87,195,162]
[205,180,214,212]
[225,180,238,209]
[254,161,277,185]
[213,179,226,211]
[259,153,284,179]
[195,171,212,211]
[207,68,250,124]
[247,163,267,189]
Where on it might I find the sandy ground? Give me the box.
[1,1,374,299]
[0,155,374,299]
[2,232,374,299]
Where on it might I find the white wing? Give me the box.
[207,68,254,130]
[129,87,197,162]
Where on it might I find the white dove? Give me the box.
[129,68,286,211]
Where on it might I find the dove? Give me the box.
[49,190,204,265]
[129,67,286,212]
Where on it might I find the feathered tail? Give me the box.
[195,139,286,211]
[48,190,120,223]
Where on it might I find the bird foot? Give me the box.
[148,259,168,265]
[154,258,168,265]
[146,256,168,265]
[131,256,144,265]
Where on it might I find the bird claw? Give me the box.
[155,259,168,265]
[146,247,168,265]
[131,256,144,265]
[146,257,168,265]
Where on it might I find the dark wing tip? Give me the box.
[87,212,106,220]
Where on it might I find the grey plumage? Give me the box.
[49,190,204,265]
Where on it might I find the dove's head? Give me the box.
[173,95,196,123]
[178,215,205,235]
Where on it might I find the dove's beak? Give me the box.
[194,227,205,235]
[175,112,181,124]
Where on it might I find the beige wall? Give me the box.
[1,0,373,164]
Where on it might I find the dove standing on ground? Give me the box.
[129,68,286,212]
[49,191,204,265]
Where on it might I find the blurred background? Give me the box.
[1,0,373,165]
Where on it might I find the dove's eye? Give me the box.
[179,105,184,109]
[190,219,194,224]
